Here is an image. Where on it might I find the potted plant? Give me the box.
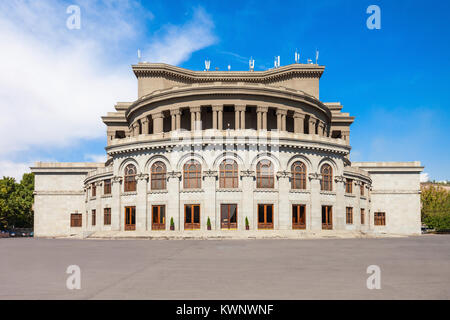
[207,217,212,230]
[245,217,250,230]
[170,217,175,231]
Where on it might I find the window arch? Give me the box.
[256,160,274,188]
[320,164,333,191]
[291,161,307,189]
[183,160,202,189]
[124,164,137,192]
[219,160,238,188]
[151,161,166,190]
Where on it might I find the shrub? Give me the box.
[421,185,450,231]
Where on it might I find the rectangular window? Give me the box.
[125,206,136,230]
[258,204,274,229]
[92,209,96,226]
[374,212,386,226]
[361,208,365,225]
[184,204,200,230]
[92,183,96,197]
[360,183,365,196]
[152,205,166,230]
[104,208,111,225]
[104,179,111,195]
[345,179,353,194]
[292,204,306,229]
[346,207,353,224]
[322,206,333,230]
[221,204,238,229]
[70,213,82,227]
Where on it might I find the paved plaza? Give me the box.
[0,235,449,299]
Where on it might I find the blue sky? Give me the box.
[0,0,448,181]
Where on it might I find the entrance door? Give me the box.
[322,206,333,230]
[292,204,306,229]
[152,205,165,230]
[185,204,200,230]
[221,204,237,229]
[125,206,136,231]
[258,204,274,229]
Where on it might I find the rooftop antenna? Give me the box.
[137,49,142,63]
[205,59,211,71]
[295,50,300,64]
[249,57,255,71]
[315,49,319,64]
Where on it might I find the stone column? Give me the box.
[135,173,148,231]
[277,171,291,230]
[196,110,202,131]
[203,170,217,230]
[176,111,181,130]
[308,117,317,135]
[276,109,287,131]
[355,180,362,231]
[190,106,201,131]
[213,105,223,130]
[141,117,149,134]
[308,173,322,231]
[257,110,262,130]
[318,121,325,137]
[167,171,181,230]
[334,175,346,230]
[212,107,217,129]
[342,130,350,143]
[240,170,255,230]
[257,106,268,130]
[152,112,164,134]
[170,111,176,131]
[132,123,139,136]
[111,176,122,231]
[294,112,305,133]
[235,105,246,130]
[170,109,181,131]
[235,108,240,130]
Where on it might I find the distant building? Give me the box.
[31,63,423,237]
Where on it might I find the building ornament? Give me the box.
[203,170,218,178]
[334,175,346,183]
[276,170,291,179]
[135,173,149,181]
[167,171,182,180]
[308,173,321,180]
[240,169,255,177]
[111,176,123,184]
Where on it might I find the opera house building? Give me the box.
[31,62,423,237]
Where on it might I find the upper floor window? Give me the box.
[184,160,201,189]
[104,179,111,195]
[320,164,333,191]
[257,160,274,188]
[374,212,386,226]
[360,183,365,196]
[151,161,167,190]
[124,164,137,192]
[345,179,353,194]
[291,161,306,189]
[91,183,96,197]
[219,160,238,188]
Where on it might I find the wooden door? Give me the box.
[292,204,306,229]
[152,205,165,230]
[322,206,333,230]
[185,204,200,230]
[125,206,136,231]
[221,204,237,229]
[258,204,274,229]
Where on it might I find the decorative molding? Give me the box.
[121,191,137,196]
[334,175,345,183]
[135,173,149,181]
[308,173,321,180]
[203,170,218,178]
[276,170,291,179]
[240,169,255,177]
[217,188,242,192]
[167,171,182,180]
[111,176,123,184]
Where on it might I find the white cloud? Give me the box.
[420,173,429,183]
[144,7,217,65]
[0,161,33,181]
[0,1,217,178]
[84,154,107,163]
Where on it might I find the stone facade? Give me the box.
[31,63,423,237]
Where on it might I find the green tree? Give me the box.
[421,185,450,231]
[0,173,34,229]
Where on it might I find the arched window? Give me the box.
[124,164,137,192]
[151,161,166,190]
[291,161,307,189]
[321,164,333,191]
[184,160,201,189]
[257,160,274,188]
[219,160,238,188]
